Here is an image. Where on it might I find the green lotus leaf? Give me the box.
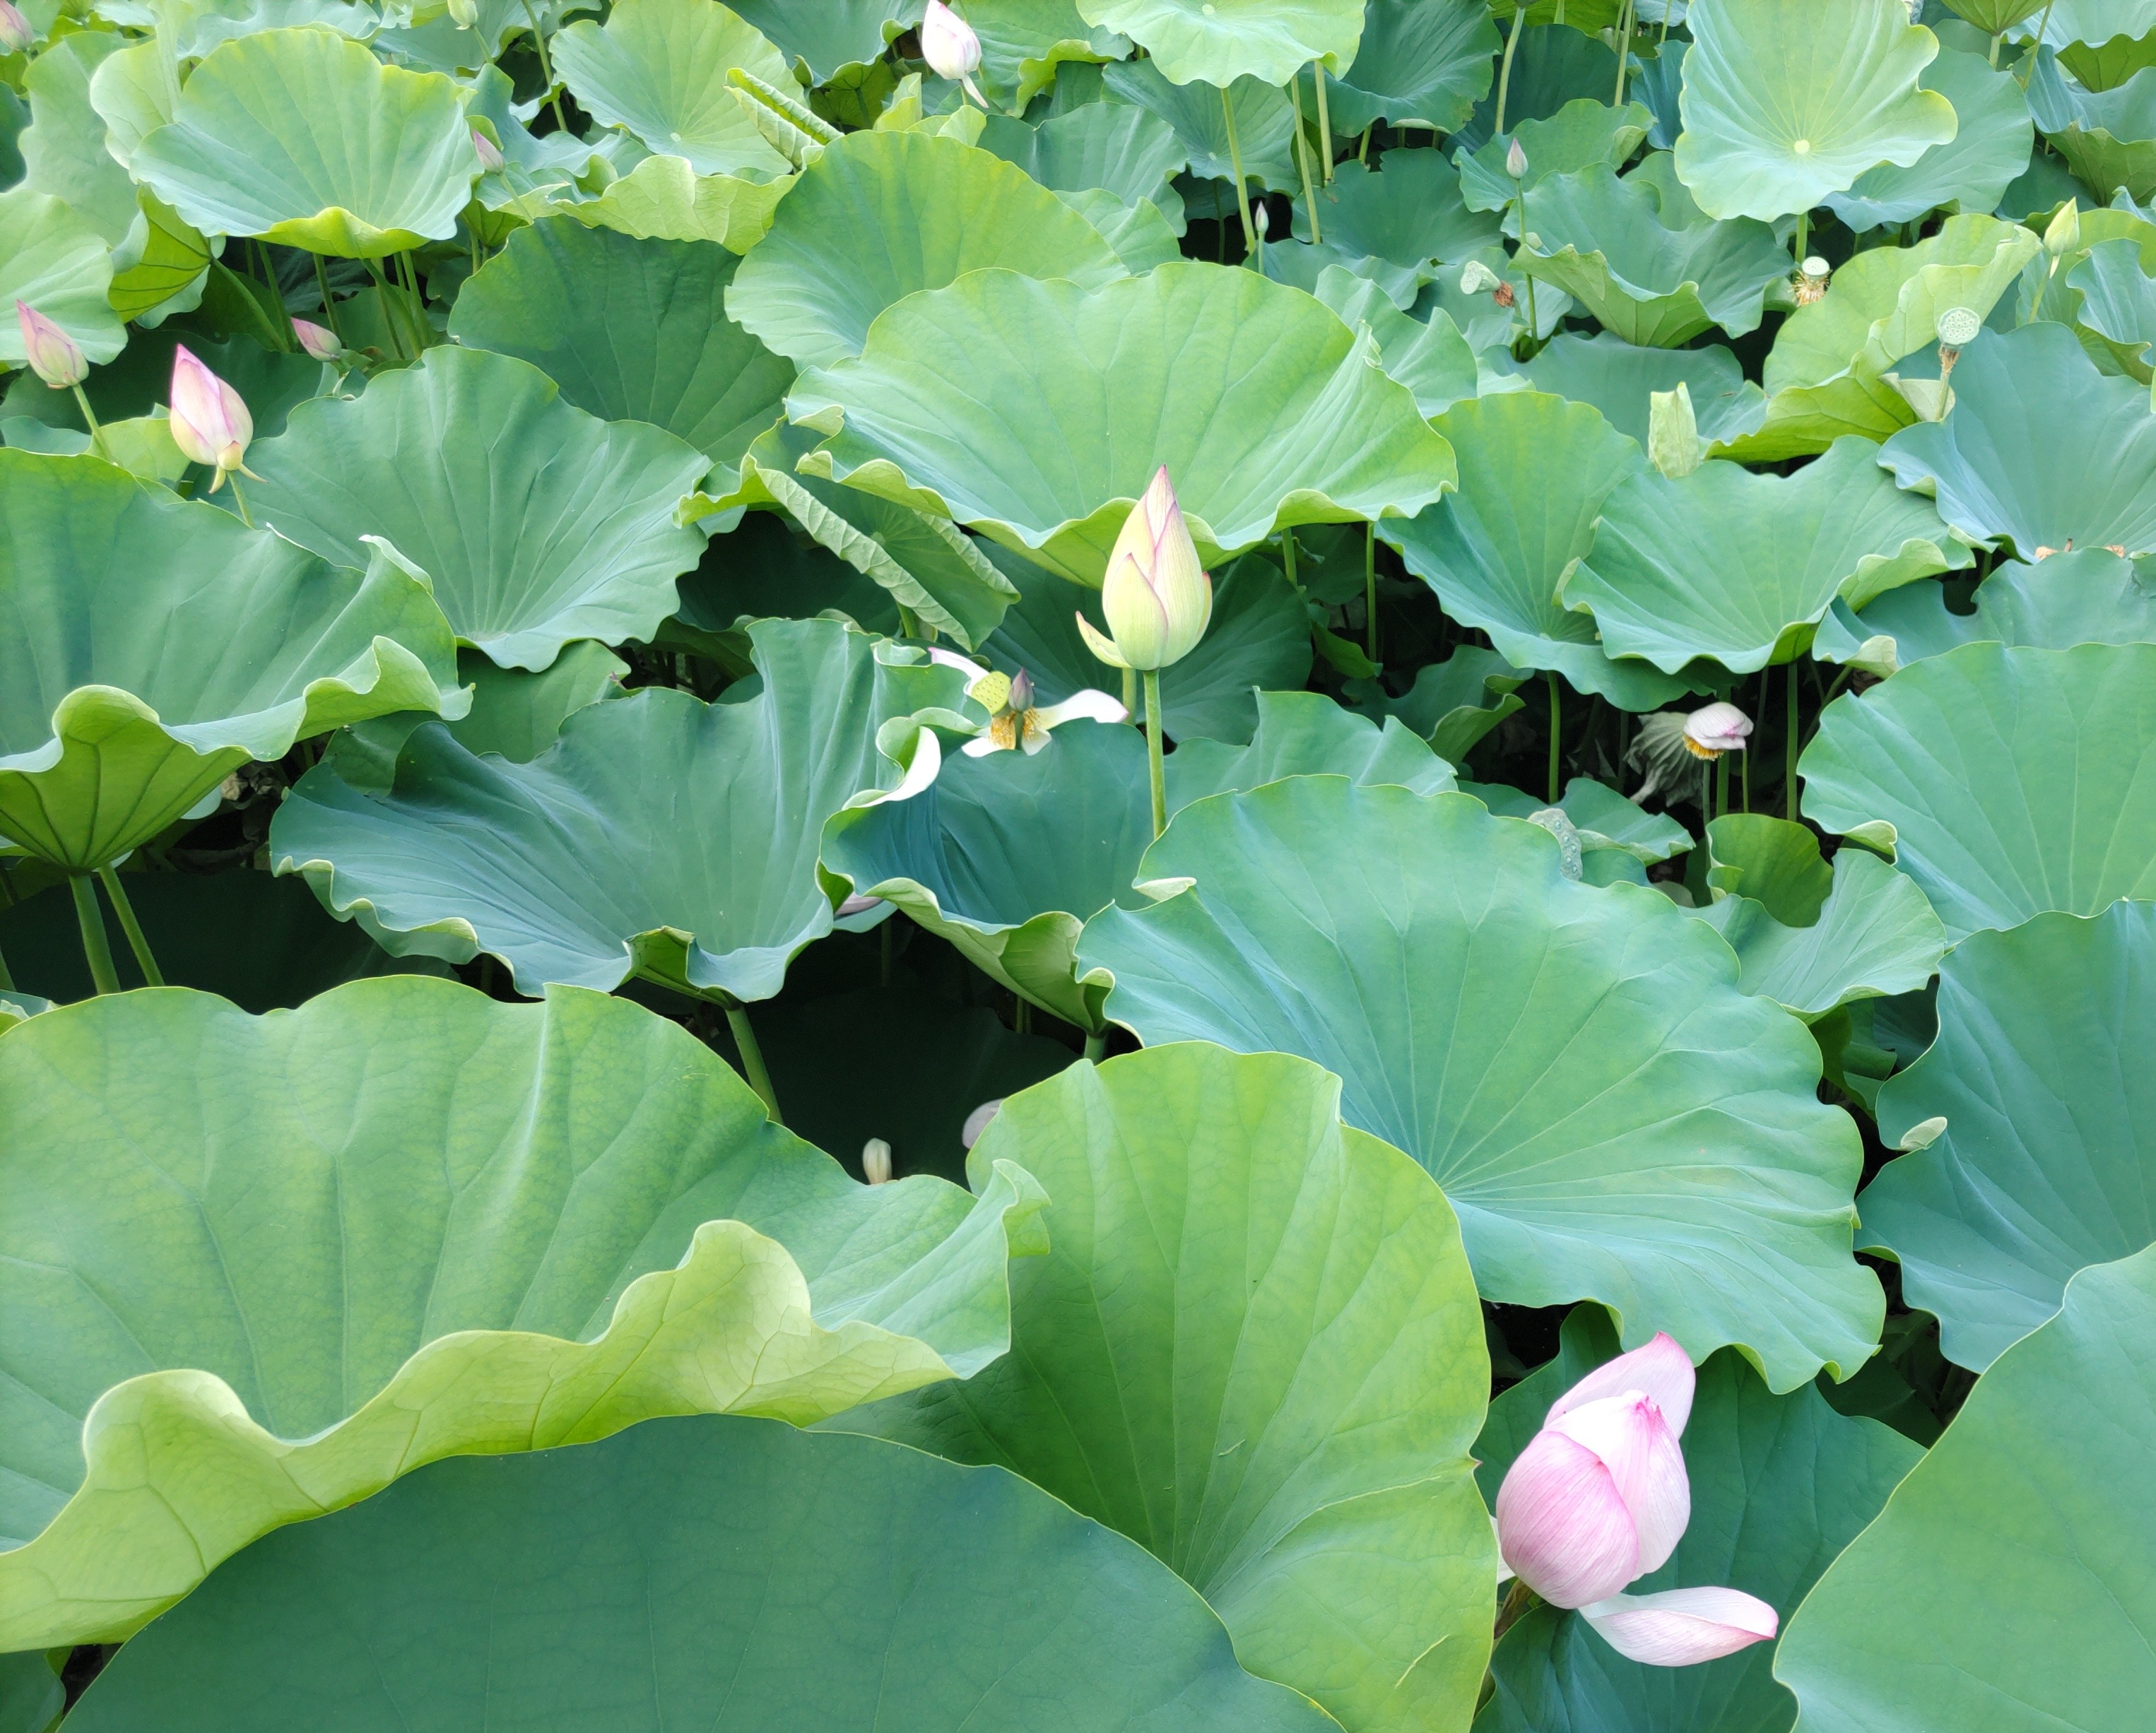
[1944,0,2046,31]
[373,0,590,77]
[1475,1306,1921,1733]
[1292,150,1504,269]
[1675,0,1958,220]
[129,28,475,256]
[0,1653,59,1733]
[0,977,1048,1649]
[1077,780,1882,1390]
[0,187,124,367]
[1261,230,1439,311]
[1311,265,1481,415]
[1318,0,1498,135]
[1881,321,2156,557]
[661,508,912,657]
[1165,687,1458,800]
[1687,812,1947,1017]
[1822,549,2156,675]
[1365,644,1531,762]
[1512,160,1794,345]
[104,190,216,325]
[1801,641,2156,937]
[1059,185,1183,267]
[2059,27,2156,94]
[2068,233,2156,378]
[19,32,137,245]
[727,0,902,82]
[1077,0,1361,85]
[1385,393,1697,709]
[1463,774,1692,868]
[98,0,387,54]
[69,1414,1334,1733]
[789,262,1457,584]
[849,1044,1493,1732]
[273,617,968,1002]
[984,546,1312,742]
[977,99,1189,227]
[1516,330,1768,446]
[967,0,1133,109]
[244,347,711,672]
[1103,57,1300,189]
[1565,438,1971,676]
[2027,49,2156,201]
[0,451,464,874]
[1858,903,2156,1370]
[1825,40,2034,230]
[1775,1242,2156,1733]
[1458,97,1656,213]
[449,217,795,502]
[552,0,794,179]
[1462,20,1622,141]
[726,130,1125,369]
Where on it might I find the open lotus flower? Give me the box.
[1494,1333,1779,1667]
[962,667,1128,755]
[167,345,257,492]
[291,319,342,363]
[1682,702,1752,758]
[1077,467,1213,673]
[16,302,86,389]
[920,0,985,105]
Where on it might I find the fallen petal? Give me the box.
[1577,1586,1778,1667]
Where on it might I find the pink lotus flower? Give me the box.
[920,0,986,105]
[16,301,86,389]
[0,0,34,53]
[167,345,256,492]
[1493,1332,1779,1667]
[291,318,341,362]
[1682,702,1752,759]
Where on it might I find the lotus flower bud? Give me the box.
[835,892,884,917]
[0,0,33,52]
[1253,199,1269,238]
[920,0,981,81]
[1682,702,1751,758]
[447,0,479,25]
[471,126,505,172]
[15,302,86,389]
[167,344,255,492]
[291,318,341,362]
[1505,136,1528,180]
[861,1138,893,1185]
[960,1098,1003,1149]
[1076,466,1213,673]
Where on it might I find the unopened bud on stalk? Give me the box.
[1505,136,1528,180]
[167,345,257,492]
[291,318,341,362]
[447,0,479,27]
[471,126,505,172]
[15,302,86,389]
[921,0,986,105]
[1076,466,1213,673]
[861,1138,893,1185]
[0,0,33,53]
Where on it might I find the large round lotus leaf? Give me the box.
[1688,812,1947,1017]
[1514,160,1793,345]
[727,0,902,81]
[1310,266,1480,417]
[1165,687,1456,803]
[1384,392,1695,710]
[1565,438,1972,676]
[510,152,794,251]
[1475,1307,1921,1733]
[0,452,464,874]
[244,347,712,673]
[1077,0,1362,85]
[449,218,795,501]
[1824,549,2156,674]
[2026,51,2156,203]
[0,978,1048,1649]
[2068,235,2156,380]
[1775,1242,2156,1733]
[1100,59,1299,188]
[129,28,474,256]
[69,1415,1333,1733]
[726,131,1124,370]
[1461,775,1693,875]
[1076,781,1882,1390]
[977,100,1189,223]
[1825,41,2034,230]
[1516,331,1768,448]
[552,0,794,179]
[1674,0,1959,221]
[272,618,969,1003]
[1459,21,1622,146]
[1457,97,1655,212]
[0,187,124,366]
[19,32,138,246]
[1291,151,1503,269]
[787,262,1458,584]
[1320,0,1498,134]
[1880,321,2156,557]
[959,0,1134,108]
[1858,904,2156,1371]
[1800,641,2156,938]
[856,1044,1496,1733]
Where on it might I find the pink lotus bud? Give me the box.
[1078,466,1213,672]
[16,301,86,389]
[960,1098,1003,1148]
[291,318,341,362]
[0,0,33,52]
[1578,1587,1778,1666]
[920,0,980,80]
[1505,137,1528,180]
[835,893,884,917]
[471,126,505,172]
[167,345,254,489]
[1681,701,1751,759]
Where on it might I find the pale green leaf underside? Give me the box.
[1077,0,1363,85]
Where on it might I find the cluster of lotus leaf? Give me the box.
[4,0,2156,1727]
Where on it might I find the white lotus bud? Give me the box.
[1077,466,1213,672]
[291,318,341,362]
[447,0,479,26]
[167,345,255,491]
[861,1137,893,1185]
[960,1099,1003,1149]
[1682,702,1753,759]
[921,1,981,81]
[1505,137,1528,181]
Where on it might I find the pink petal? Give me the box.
[1577,1587,1778,1667]
[1492,1428,1640,1608]
[1546,1332,1697,1436]
[1548,1392,1690,1576]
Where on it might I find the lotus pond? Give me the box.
[2,0,2154,1725]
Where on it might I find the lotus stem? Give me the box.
[70,875,122,996]
[1612,0,1634,106]
[97,868,164,986]
[1715,752,1730,820]
[226,473,256,529]
[1990,30,2001,65]
[1514,180,1540,341]
[1121,663,1136,717]
[1785,660,1800,821]
[1290,72,1322,243]
[1220,86,1257,259]
[2020,0,2056,88]
[1494,13,1523,137]
[723,1001,784,1123]
[1143,668,1167,839]
[312,253,346,344]
[0,936,14,990]
[1313,61,1333,182]
[70,384,108,461]
[1700,759,1712,824]
[1793,208,1809,270]
[363,257,411,361]
[519,0,572,134]
[1365,521,1379,661]
[1280,526,1298,586]
[1083,1029,1106,1063]
[1548,674,1562,803]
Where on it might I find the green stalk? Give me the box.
[1365,521,1379,661]
[1547,674,1562,803]
[1784,660,1800,821]
[1715,751,1730,822]
[1280,526,1298,587]
[1143,668,1167,838]
[1514,179,1540,340]
[226,473,256,528]
[312,252,346,344]
[1220,87,1257,258]
[1289,71,1322,243]
[70,875,122,995]
[2019,0,2056,88]
[1083,1029,1107,1064]
[70,384,109,461]
[1700,760,1712,825]
[1312,61,1333,183]
[1494,13,1524,136]
[1121,663,1136,718]
[97,868,164,986]
[519,0,572,134]
[1793,208,1810,270]
[1612,0,1635,105]
[724,1001,783,1123]
[0,936,15,991]
[363,257,411,361]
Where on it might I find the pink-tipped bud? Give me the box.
[16,301,86,389]
[1080,466,1213,673]
[1505,136,1528,180]
[471,126,505,172]
[1682,702,1753,759]
[920,0,981,80]
[167,344,254,488]
[291,318,341,362]
[0,0,33,53]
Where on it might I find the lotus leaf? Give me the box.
[130,28,475,256]
[1458,97,1655,212]
[726,131,1124,369]
[2026,49,2156,202]
[69,1416,1334,1733]
[2068,233,2156,377]
[1460,774,1693,867]
[1516,331,1768,447]
[1261,230,1437,310]
[1820,548,2156,672]
[1776,1243,2156,1733]
[1674,0,1959,221]
[507,153,792,250]
[0,187,124,367]
[728,0,902,82]
[1825,41,2034,230]
[1880,321,2156,557]
[1365,644,1531,762]
[1311,266,1481,415]
[852,1045,1493,1732]
[18,32,136,245]
[0,451,464,873]
[1102,59,1301,188]
[1059,186,1183,267]
[1318,0,1497,134]
[964,0,1133,108]
[977,100,1188,225]
[788,262,1457,584]
[1164,687,1457,803]
[1077,780,1882,1390]
[1291,150,1503,270]
[1475,1308,1921,1733]
[552,0,795,179]
[1565,437,1971,675]
[0,978,1047,1648]
[1077,0,1362,85]
[1801,641,2156,937]
[449,218,795,501]
[243,347,711,672]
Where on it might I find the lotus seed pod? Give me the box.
[1936,307,1982,348]
[15,302,86,389]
